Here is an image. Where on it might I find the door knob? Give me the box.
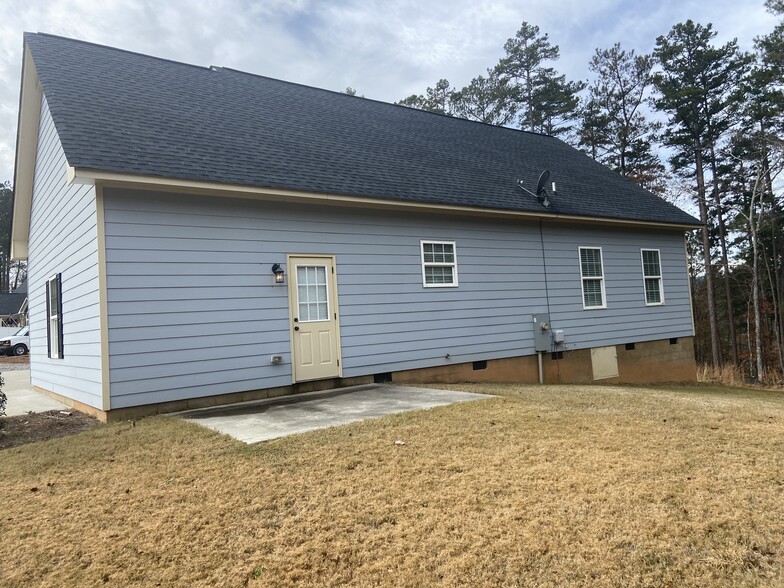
[294,326,300,331]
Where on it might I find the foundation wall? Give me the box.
[392,336,696,386]
[36,375,374,422]
[41,336,695,421]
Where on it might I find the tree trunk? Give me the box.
[751,216,765,382]
[762,141,784,376]
[762,239,784,373]
[619,138,627,177]
[0,255,8,293]
[747,300,753,379]
[526,69,534,132]
[695,138,723,368]
[709,146,738,364]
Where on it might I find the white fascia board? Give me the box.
[10,45,43,261]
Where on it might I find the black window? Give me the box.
[46,274,63,359]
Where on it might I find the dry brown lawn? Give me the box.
[1,383,783,587]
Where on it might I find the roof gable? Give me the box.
[21,33,700,227]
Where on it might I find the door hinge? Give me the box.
[337,359,340,366]
[334,312,337,319]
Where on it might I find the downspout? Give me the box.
[537,351,544,385]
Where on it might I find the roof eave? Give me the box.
[10,43,44,261]
[69,167,702,231]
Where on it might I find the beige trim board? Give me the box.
[95,185,111,410]
[11,45,43,261]
[684,235,697,337]
[33,385,108,422]
[67,168,701,231]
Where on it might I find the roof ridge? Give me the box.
[25,32,214,74]
[218,66,558,140]
[26,32,558,142]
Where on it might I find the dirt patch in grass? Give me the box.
[0,355,30,370]
[0,410,100,450]
[1,384,783,587]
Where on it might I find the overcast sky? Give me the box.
[0,0,778,182]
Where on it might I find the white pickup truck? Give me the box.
[0,325,30,356]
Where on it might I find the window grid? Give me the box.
[421,241,458,287]
[579,247,606,309]
[296,265,329,322]
[641,249,664,305]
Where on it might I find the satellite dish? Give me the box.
[536,170,550,196]
[516,170,553,208]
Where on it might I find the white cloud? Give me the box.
[0,0,778,181]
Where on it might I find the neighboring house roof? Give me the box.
[20,33,700,228]
[12,279,27,294]
[0,292,26,316]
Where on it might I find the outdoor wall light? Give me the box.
[271,263,285,284]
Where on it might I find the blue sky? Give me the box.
[0,0,778,182]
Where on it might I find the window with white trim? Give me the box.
[579,247,606,309]
[46,273,63,359]
[421,241,458,287]
[641,249,664,305]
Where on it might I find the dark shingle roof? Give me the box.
[24,33,700,227]
[0,293,26,316]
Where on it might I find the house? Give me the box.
[12,34,701,421]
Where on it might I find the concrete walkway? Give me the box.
[2,369,68,416]
[176,383,490,443]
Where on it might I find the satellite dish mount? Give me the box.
[516,170,553,208]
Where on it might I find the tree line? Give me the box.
[0,182,26,294]
[393,3,784,382]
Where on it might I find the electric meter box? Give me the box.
[532,313,551,352]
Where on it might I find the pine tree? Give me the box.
[451,70,517,126]
[728,56,784,376]
[397,79,455,115]
[496,22,584,137]
[529,74,585,136]
[0,183,13,293]
[576,98,611,160]
[757,0,784,73]
[625,139,668,196]
[586,43,660,178]
[653,20,749,368]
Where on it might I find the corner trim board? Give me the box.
[95,185,111,410]
[684,235,696,337]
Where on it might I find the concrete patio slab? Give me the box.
[2,370,69,416]
[175,383,490,443]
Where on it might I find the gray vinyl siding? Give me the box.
[103,188,693,408]
[541,224,693,347]
[27,97,102,408]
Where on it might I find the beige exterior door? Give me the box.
[288,255,342,382]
